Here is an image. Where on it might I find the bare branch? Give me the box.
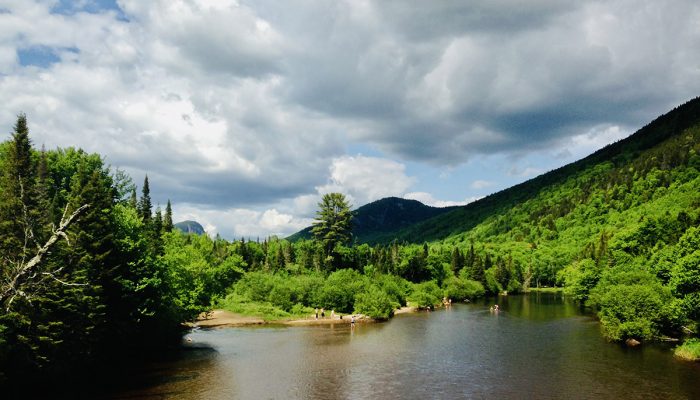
[41,272,87,287]
[1,203,90,311]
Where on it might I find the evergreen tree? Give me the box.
[152,205,164,254]
[164,200,174,232]
[0,113,37,262]
[129,188,137,209]
[311,193,353,260]
[138,175,152,222]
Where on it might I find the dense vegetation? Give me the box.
[0,116,226,392]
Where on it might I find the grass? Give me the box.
[216,294,315,321]
[674,339,700,362]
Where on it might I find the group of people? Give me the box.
[313,307,356,327]
[490,304,500,313]
[314,307,330,319]
[442,297,452,308]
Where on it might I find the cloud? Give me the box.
[508,166,545,178]
[291,155,416,217]
[470,180,494,190]
[1,0,698,238]
[404,192,480,208]
[175,203,312,239]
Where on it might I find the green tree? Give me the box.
[164,200,174,232]
[311,193,353,263]
[138,175,152,223]
[0,114,36,262]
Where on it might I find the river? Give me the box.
[105,292,700,399]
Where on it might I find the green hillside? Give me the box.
[392,96,700,245]
[287,196,456,243]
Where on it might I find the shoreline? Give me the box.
[193,306,420,329]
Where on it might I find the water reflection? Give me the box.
[105,294,700,400]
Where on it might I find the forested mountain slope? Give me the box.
[392,96,700,245]
[288,197,457,243]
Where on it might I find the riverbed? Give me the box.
[105,293,700,399]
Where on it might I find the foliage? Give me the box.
[443,273,485,301]
[311,193,353,264]
[674,338,700,361]
[588,268,680,341]
[354,285,396,320]
[408,281,443,308]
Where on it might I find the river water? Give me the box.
[106,293,700,399]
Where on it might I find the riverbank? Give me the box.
[193,306,420,328]
[194,309,369,328]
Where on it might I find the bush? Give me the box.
[317,269,368,313]
[354,285,396,320]
[375,274,411,307]
[443,276,485,301]
[408,281,442,308]
[595,283,669,341]
[233,272,278,302]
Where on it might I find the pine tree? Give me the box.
[138,175,152,223]
[152,205,164,254]
[0,113,37,263]
[164,200,173,232]
[129,188,137,209]
[311,193,353,258]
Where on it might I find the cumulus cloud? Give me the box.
[175,203,312,239]
[290,155,416,218]
[0,0,698,237]
[470,180,494,190]
[404,192,480,208]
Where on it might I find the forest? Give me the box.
[2,97,700,391]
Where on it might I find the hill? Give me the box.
[287,197,457,243]
[388,96,700,245]
[174,220,205,235]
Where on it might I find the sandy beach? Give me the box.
[193,307,419,328]
[194,309,361,328]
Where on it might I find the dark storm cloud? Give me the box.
[262,0,700,164]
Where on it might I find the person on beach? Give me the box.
[351,315,355,327]
[331,310,335,319]
[314,308,318,319]
[321,308,325,318]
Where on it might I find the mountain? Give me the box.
[386,96,700,245]
[287,197,457,243]
[174,220,205,235]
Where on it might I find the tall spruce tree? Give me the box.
[164,200,173,232]
[138,175,152,223]
[0,114,43,270]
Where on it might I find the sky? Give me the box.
[1,0,699,239]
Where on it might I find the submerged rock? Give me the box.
[625,338,641,347]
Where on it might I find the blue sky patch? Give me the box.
[51,0,127,20]
[17,46,78,68]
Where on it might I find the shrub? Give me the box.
[375,274,411,307]
[443,276,485,301]
[233,272,277,302]
[354,285,396,320]
[317,269,368,313]
[595,283,669,341]
[408,281,442,308]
